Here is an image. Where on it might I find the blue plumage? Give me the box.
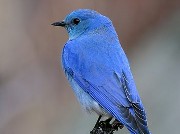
[53,9,150,134]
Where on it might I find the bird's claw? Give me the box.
[90,117,123,134]
[111,120,124,130]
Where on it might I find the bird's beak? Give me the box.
[51,21,66,27]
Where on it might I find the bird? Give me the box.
[52,9,151,134]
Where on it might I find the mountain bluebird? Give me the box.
[52,9,151,134]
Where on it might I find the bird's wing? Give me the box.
[73,70,149,134]
[62,40,150,134]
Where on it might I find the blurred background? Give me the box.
[0,0,180,134]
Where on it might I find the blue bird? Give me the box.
[52,9,151,134]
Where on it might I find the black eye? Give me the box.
[73,18,80,25]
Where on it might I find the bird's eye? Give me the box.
[73,18,80,25]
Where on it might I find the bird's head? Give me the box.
[52,9,112,40]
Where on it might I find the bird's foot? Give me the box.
[90,116,113,134]
[98,119,112,133]
[90,115,103,134]
[111,119,124,131]
[90,117,124,134]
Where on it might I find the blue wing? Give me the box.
[62,35,150,134]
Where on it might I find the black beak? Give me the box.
[51,21,66,27]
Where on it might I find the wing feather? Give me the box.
[72,73,140,133]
